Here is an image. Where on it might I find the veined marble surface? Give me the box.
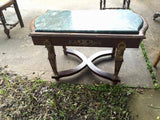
[34,10,143,34]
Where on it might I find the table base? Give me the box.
[45,40,126,84]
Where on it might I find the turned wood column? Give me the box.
[114,41,126,81]
[45,40,59,80]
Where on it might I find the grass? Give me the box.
[140,42,160,89]
[0,67,134,120]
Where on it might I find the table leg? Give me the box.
[112,47,116,58]
[45,40,59,81]
[0,11,10,38]
[114,41,126,83]
[63,46,67,55]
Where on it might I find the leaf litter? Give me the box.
[0,66,133,120]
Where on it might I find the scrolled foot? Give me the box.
[52,76,59,81]
[112,78,120,85]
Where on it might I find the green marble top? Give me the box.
[34,10,143,34]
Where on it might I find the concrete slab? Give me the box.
[129,89,160,120]
[0,0,154,87]
[131,0,160,84]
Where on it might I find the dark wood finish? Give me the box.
[87,50,120,82]
[53,49,88,79]
[114,41,126,81]
[30,11,148,84]
[153,51,160,67]
[112,47,116,58]
[30,23,147,48]
[100,0,130,10]
[13,0,24,27]
[153,12,160,20]
[45,40,59,80]
[0,10,10,38]
[122,0,130,9]
[63,46,67,55]
[0,0,24,38]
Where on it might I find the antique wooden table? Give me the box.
[30,10,148,84]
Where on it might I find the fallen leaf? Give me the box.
[4,65,8,68]
[0,79,4,85]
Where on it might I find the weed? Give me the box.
[34,79,46,84]
[0,89,7,95]
[140,42,159,89]
[3,75,10,87]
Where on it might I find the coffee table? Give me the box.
[30,10,148,84]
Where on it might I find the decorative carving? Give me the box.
[45,40,59,80]
[44,40,127,83]
[68,39,101,46]
[114,41,126,80]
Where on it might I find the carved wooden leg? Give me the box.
[153,51,160,67]
[113,41,126,83]
[112,47,116,58]
[45,40,59,81]
[63,46,67,55]
[0,11,10,38]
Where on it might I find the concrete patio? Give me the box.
[0,0,160,119]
